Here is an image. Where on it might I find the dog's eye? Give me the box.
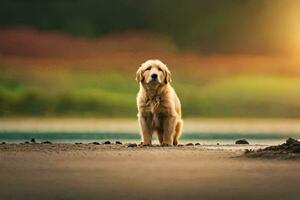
[146,66,151,71]
[158,68,163,72]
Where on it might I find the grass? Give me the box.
[1,67,300,118]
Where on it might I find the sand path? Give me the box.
[0,144,300,200]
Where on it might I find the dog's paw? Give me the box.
[142,144,152,147]
[139,142,152,147]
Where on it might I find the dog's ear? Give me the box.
[135,67,144,83]
[164,68,172,84]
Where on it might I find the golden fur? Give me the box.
[136,59,182,146]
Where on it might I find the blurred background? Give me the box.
[1,0,300,118]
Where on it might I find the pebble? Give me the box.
[42,141,52,144]
[92,142,100,145]
[235,139,249,145]
[195,143,201,146]
[30,138,36,143]
[127,143,137,148]
[115,141,122,145]
[25,141,30,144]
[75,142,83,145]
[1,142,5,145]
[103,141,111,144]
[185,143,194,146]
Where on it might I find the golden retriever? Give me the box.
[136,59,182,146]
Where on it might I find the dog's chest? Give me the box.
[142,97,166,129]
[144,96,161,113]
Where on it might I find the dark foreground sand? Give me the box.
[0,144,300,200]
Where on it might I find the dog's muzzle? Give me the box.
[151,74,158,81]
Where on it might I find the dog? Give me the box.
[136,59,183,146]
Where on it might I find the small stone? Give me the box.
[30,138,36,143]
[177,144,184,147]
[195,143,201,146]
[217,143,220,145]
[127,143,137,148]
[25,141,30,144]
[75,142,82,145]
[1,142,5,145]
[185,143,194,146]
[103,141,111,144]
[92,142,100,145]
[42,141,52,144]
[235,139,249,145]
[115,141,122,145]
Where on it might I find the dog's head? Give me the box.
[136,59,171,86]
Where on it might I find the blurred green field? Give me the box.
[1,67,300,118]
[1,1,300,118]
[1,27,300,118]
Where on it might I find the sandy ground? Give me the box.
[0,144,300,200]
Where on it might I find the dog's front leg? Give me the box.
[162,116,176,146]
[138,116,153,145]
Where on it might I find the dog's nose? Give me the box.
[151,74,158,79]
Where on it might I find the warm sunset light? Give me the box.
[264,1,300,54]
[286,4,300,53]
[0,1,300,200]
